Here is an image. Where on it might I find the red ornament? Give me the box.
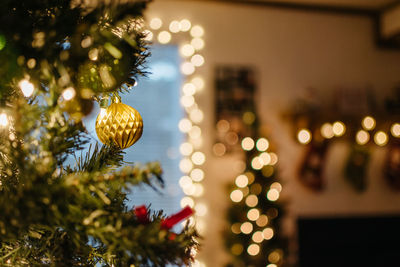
[161,206,194,230]
[134,205,150,224]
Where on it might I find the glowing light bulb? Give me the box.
[0,113,8,127]
[158,31,171,44]
[180,142,193,156]
[356,130,369,145]
[190,109,204,123]
[374,131,388,146]
[169,20,181,33]
[191,168,204,182]
[242,137,255,151]
[235,174,249,188]
[251,157,264,170]
[180,44,195,57]
[362,116,376,131]
[321,123,334,139]
[180,19,192,32]
[247,208,260,221]
[263,227,274,240]
[191,54,204,67]
[191,38,205,50]
[297,129,311,144]
[192,151,206,165]
[178,119,192,133]
[259,152,271,165]
[245,195,258,207]
[230,189,243,202]
[62,87,76,101]
[270,182,282,193]
[391,123,400,138]
[240,222,253,234]
[179,158,193,173]
[190,25,204,37]
[252,231,264,243]
[256,138,269,151]
[332,121,346,136]
[267,189,280,201]
[256,215,268,227]
[181,62,195,75]
[19,79,34,97]
[149,18,162,30]
[183,83,196,95]
[247,244,260,256]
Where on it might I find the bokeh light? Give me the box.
[332,121,346,136]
[362,116,376,131]
[356,130,370,145]
[391,123,400,137]
[374,131,388,146]
[235,174,249,188]
[321,123,334,139]
[297,129,311,144]
[242,137,255,151]
[230,189,243,202]
[247,244,260,256]
[240,222,253,234]
[256,138,269,151]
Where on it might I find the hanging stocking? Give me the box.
[384,140,400,191]
[298,140,328,191]
[344,144,370,192]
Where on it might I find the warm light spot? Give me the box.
[190,25,204,37]
[191,76,205,90]
[268,250,282,263]
[240,222,253,234]
[231,223,241,234]
[267,188,280,201]
[259,152,271,165]
[267,264,278,267]
[19,79,34,97]
[169,20,181,33]
[190,109,204,123]
[270,182,282,193]
[27,58,36,69]
[374,131,388,146]
[243,111,255,125]
[252,231,264,243]
[247,208,260,221]
[263,227,274,240]
[246,172,255,184]
[81,36,93,48]
[180,19,192,32]
[195,203,208,216]
[88,48,98,61]
[247,244,260,256]
[212,143,226,156]
[178,118,192,133]
[191,37,205,50]
[157,31,171,44]
[251,157,264,170]
[332,121,346,136]
[180,44,195,57]
[191,169,204,182]
[362,116,376,131]
[230,189,243,202]
[180,95,195,108]
[179,158,193,173]
[0,113,8,127]
[321,123,334,139]
[226,132,239,145]
[231,243,243,255]
[179,176,192,188]
[183,184,196,195]
[245,195,258,207]
[297,129,311,144]
[235,174,248,188]
[256,138,269,151]
[356,130,370,145]
[216,120,230,133]
[183,83,196,95]
[193,183,204,197]
[191,54,205,67]
[256,215,268,227]
[180,142,193,156]
[149,18,162,30]
[241,187,250,197]
[250,183,262,195]
[189,126,202,139]
[180,196,194,208]
[391,123,400,137]
[242,137,255,151]
[181,62,195,75]
[192,151,206,165]
[269,152,278,165]
[62,87,76,101]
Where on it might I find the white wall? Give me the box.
[146,1,400,266]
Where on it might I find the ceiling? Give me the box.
[222,0,399,11]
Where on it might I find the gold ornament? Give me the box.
[95,101,143,149]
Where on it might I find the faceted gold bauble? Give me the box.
[95,102,143,149]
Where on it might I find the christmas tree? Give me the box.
[224,131,287,267]
[0,0,198,266]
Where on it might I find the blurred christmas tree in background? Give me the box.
[0,0,197,266]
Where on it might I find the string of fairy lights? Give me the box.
[145,17,207,267]
[228,135,283,267]
[296,116,400,146]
